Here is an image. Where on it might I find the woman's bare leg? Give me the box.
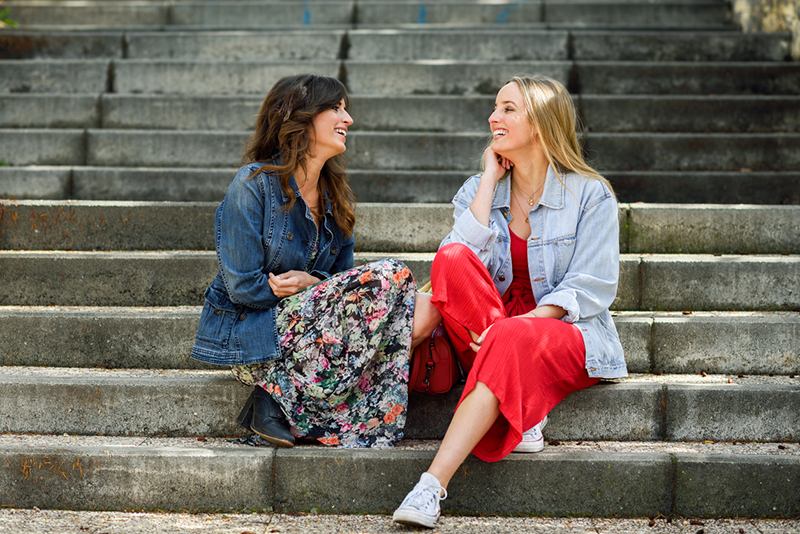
[411,292,442,348]
[426,381,500,489]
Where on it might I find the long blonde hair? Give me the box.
[505,74,614,195]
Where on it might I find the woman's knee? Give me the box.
[433,243,476,273]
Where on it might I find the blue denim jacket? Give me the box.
[441,165,627,379]
[190,162,354,366]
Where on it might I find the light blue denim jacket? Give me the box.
[441,165,627,379]
[190,161,354,366]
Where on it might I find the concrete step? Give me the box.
[0,30,124,59]
[0,368,797,443]
[576,61,800,95]
[0,59,109,94]
[343,60,572,95]
[0,436,797,517]
[6,130,799,172]
[113,59,340,95]
[2,167,799,205]
[5,93,796,134]
[589,133,800,171]
[1,306,797,375]
[581,95,800,133]
[347,29,568,60]
[543,1,730,27]
[2,201,798,255]
[3,1,355,28]
[0,250,798,310]
[570,30,791,61]
[354,1,543,25]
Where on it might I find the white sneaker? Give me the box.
[513,415,548,453]
[392,472,447,528]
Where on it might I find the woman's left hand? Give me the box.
[469,324,494,352]
[268,270,321,297]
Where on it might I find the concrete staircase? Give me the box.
[1,0,799,519]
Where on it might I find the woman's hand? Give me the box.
[482,146,513,185]
[469,324,494,352]
[268,270,321,297]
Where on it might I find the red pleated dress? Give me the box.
[430,231,600,462]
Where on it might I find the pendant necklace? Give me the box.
[513,178,545,207]
[511,187,531,223]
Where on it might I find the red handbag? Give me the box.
[409,324,460,395]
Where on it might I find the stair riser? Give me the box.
[0,60,108,94]
[0,446,797,517]
[0,377,797,442]
[3,202,799,255]
[1,253,798,310]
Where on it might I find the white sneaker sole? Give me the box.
[513,439,546,453]
[392,508,439,528]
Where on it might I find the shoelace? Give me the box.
[405,484,448,510]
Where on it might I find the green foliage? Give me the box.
[0,7,19,28]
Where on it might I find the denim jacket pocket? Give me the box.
[194,284,240,349]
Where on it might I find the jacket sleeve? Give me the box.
[439,175,500,268]
[537,190,620,323]
[216,169,281,310]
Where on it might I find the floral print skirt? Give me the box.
[231,259,416,448]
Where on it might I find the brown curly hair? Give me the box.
[242,74,355,237]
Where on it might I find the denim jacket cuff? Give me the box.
[310,269,330,281]
[538,292,579,323]
[453,207,497,251]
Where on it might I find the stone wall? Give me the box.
[732,0,800,59]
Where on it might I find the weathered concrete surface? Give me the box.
[343,60,571,95]
[580,95,800,133]
[626,204,800,254]
[0,60,108,93]
[0,200,217,251]
[576,62,800,95]
[349,95,494,133]
[113,60,340,95]
[0,251,216,306]
[606,170,800,205]
[0,306,208,370]
[675,454,800,517]
[652,315,800,375]
[72,167,235,202]
[126,30,345,60]
[640,255,800,311]
[589,133,800,171]
[276,449,672,517]
[2,3,168,27]
[0,95,100,128]
[545,2,729,26]
[666,384,800,441]
[571,30,791,61]
[0,130,85,166]
[100,94,261,130]
[0,31,124,59]
[349,170,470,203]
[352,203,451,252]
[169,2,355,27]
[354,2,543,24]
[0,372,252,436]
[0,167,70,200]
[347,30,568,60]
[0,445,274,512]
[611,316,652,374]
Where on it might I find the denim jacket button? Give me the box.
[331,246,338,254]
[214,309,222,315]
[239,312,247,321]
[287,232,294,241]
[498,275,506,282]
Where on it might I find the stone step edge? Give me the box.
[0,370,797,442]
[0,442,797,517]
[1,307,798,375]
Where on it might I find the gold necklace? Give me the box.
[513,179,545,206]
[511,187,530,224]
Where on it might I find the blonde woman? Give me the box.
[392,75,626,528]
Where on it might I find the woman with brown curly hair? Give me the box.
[191,74,441,449]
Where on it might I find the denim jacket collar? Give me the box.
[492,165,565,211]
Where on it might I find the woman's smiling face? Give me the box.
[310,99,353,160]
[488,82,536,157]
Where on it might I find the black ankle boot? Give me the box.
[236,387,295,448]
